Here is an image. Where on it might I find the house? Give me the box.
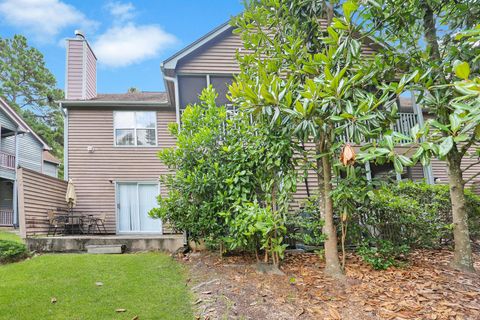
[0,97,60,227]
[20,20,478,241]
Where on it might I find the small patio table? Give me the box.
[62,214,85,235]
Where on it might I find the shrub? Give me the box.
[287,196,325,248]
[347,180,480,249]
[357,240,410,270]
[0,240,28,264]
[223,202,288,261]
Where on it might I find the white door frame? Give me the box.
[115,181,162,235]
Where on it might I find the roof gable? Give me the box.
[162,21,233,71]
[0,97,51,150]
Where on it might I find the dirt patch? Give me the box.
[180,250,480,319]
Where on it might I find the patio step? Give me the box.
[86,244,125,254]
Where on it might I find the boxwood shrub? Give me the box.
[0,240,28,264]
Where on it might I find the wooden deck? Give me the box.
[25,234,185,253]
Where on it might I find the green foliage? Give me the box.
[357,240,410,270]
[287,196,325,247]
[224,202,288,259]
[0,240,28,264]
[151,86,297,263]
[0,34,64,172]
[347,180,480,249]
[231,0,413,273]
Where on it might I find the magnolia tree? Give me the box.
[231,0,414,277]
[361,1,480,272]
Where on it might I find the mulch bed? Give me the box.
[180,249,480,320]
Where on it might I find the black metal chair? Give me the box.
[47,210,67,236]
[85,213,107,234]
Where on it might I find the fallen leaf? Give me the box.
[328,307,341,319]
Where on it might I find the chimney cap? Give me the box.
[74,30,85,39]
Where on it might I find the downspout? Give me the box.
[62,103,68,181]
[163,75,187,246]
[164,75,181,126]
[13,128,19,228]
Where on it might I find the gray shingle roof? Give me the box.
[89,92,169,103]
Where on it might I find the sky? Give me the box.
[0,0,244,93]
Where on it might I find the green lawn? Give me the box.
[0,231,22,243]
[0,253,193,320]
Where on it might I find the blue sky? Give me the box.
[0,0,244,93]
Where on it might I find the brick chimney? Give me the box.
[65,30,97,100]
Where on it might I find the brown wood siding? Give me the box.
[18,168,68,237]
[431,153,480,194]
[177,28,244,74]
[66,40,84,100]
[67,108,178,234]
[85,44,96,99]
[176,21,376,75]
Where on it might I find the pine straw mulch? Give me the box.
[181,249,480,320]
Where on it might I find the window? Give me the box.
[114,111,157,146]
[178,75,208,108]
[178,75,234,109]
[210,76,234,106]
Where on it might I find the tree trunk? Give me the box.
[422,2,441,61]
[321,153,344,278]
[446,150,475,273]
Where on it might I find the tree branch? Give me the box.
[463,171,480,186]
[462,159,480,174]
[460,138,476,157]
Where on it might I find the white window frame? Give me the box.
[114,181,162,234]
[113,111,158,147]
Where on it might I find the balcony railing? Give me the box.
[338,112,419,144]
[0,151,15,170]
[0,209,14,226]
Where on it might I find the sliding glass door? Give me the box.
[117,183,161,233]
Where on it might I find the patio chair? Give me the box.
[85,213,107,234]
[47,210,66,236]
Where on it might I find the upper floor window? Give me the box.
[114,111,157,146]
[178,75,234,109]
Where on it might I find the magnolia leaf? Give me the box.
[393,157,403,173]
[429,120,450,132]
[449,113,461,134]
[453,134,470,143]
[412,147,424,160]
[398,155,413,166]
[410,124,420,140]
[343,0,359,21]
[453,61,470,80]
[439,136,454,157]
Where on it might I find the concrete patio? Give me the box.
[25,234,185,253]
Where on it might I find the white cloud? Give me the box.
[0,0,97,40]
[105,1,135,22]
[92,23,177,68]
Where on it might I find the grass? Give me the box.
[0,253,193,320]
[0,231,22,243]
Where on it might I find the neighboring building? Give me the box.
[60,31,176,234]
[0,98,60,227]
[36,22,477,237]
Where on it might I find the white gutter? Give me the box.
[61,103,68,181]
[59,100,171,107]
